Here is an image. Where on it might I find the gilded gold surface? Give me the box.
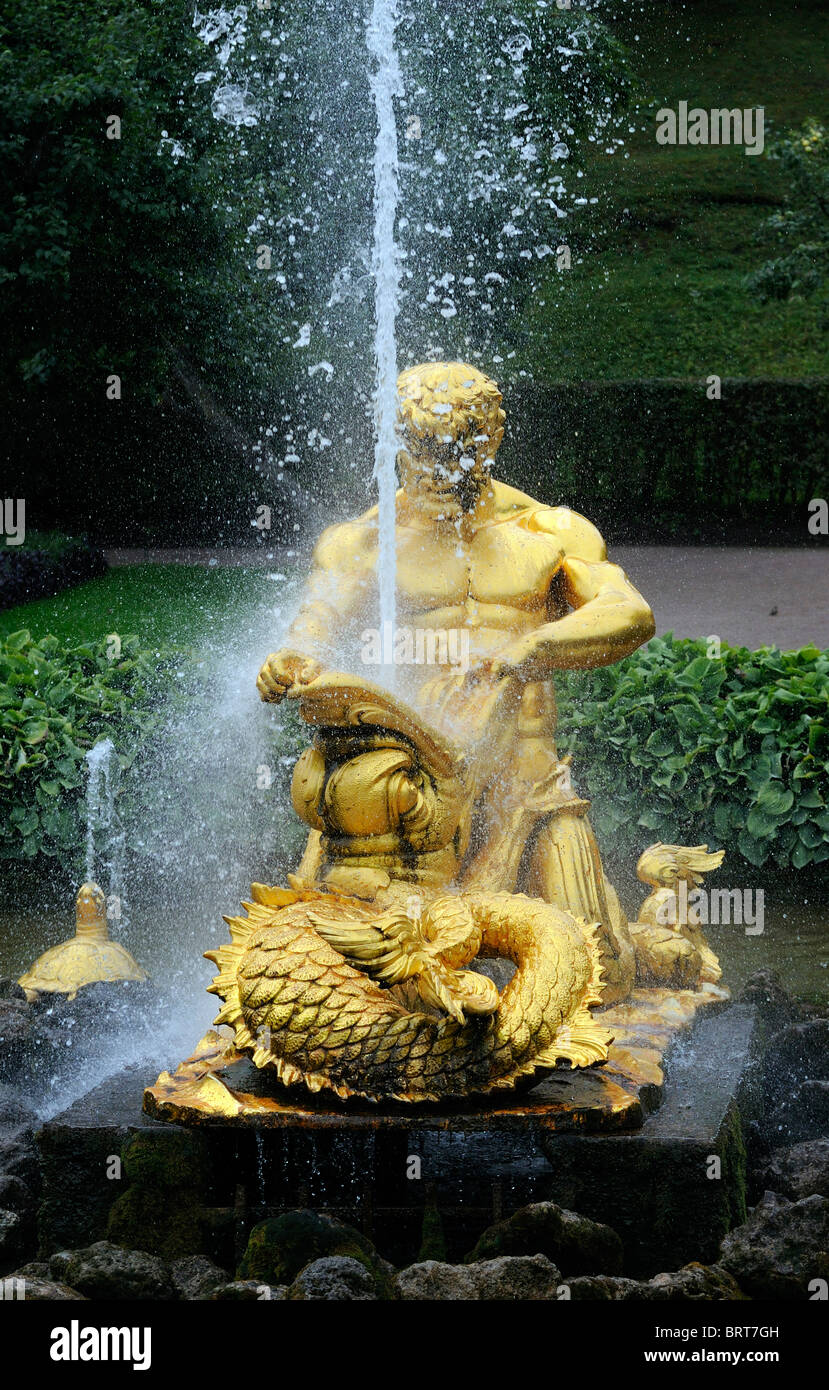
[19,882,147,1001]
[148,362,726,1115]
[630,844,726,989]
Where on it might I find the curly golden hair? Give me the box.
[396,362,505,466]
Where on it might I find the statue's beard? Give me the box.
[399,447,491,518]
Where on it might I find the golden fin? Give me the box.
[534,1020,614,1071]
[308,907,427,985]
[250,883,303,907]
[531,916,613,1069]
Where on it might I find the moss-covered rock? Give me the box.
[106,1131,206,1262]
[465,1201,623,1277]
[417,1189,447,1264]
[120,1131,203,1189]
[58,1241,175,1300]
[237,1210,394,1297]
[107,1186,203,1264]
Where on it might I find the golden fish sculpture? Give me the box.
[206,883,609,1104]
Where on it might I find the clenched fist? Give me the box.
[256,649,324,703]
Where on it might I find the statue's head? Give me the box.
[396,362,505,513]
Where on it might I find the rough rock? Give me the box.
[767,1080,829,1146]
[0,998,33,1076]
[645,1263,747,1300]
[0,978,27,1001]
[13,1260,49,1277]
[288,1256,379,1301]
[48,1250,75,1281]
[3,981,158,1094]
[0,1086,40,1193]
[210,1280,287,1300]
[563,1275,643,1300]
[396,1254,562,1300]
[0,1207,23,1258]
[57,1241,176,1301]
[0,1134,39,1190]
[564,1264,745,1301]
[0,1173,31,1212]
[739,970,801,1037]
[465,1201,623,1276]
[0,1082,38,1135]
[719,1191,829,1299]
[763,1019,829,1112]
[2,1276,85,1301]
[236,1209,393,1296]
[757,1140,829,1200]
[170,1255,229,1301]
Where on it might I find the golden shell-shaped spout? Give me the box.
[18,882,148,1002]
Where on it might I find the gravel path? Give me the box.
[612,546,829,652]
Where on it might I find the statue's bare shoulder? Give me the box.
[311,515,378,573]
[490,483,608,563]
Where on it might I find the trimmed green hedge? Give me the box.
[556,636,829,873]
[499,378,829,544]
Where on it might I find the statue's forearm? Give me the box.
[512,555,656,675]
[284,597,341,657]
[519,593,655,675]
[282,558,365,658]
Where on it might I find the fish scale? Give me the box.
[207,886,611,1102]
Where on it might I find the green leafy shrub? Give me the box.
[2,629,826,881]
[745,121,829,314]
[556,637,829,873]
[0,628,180,864]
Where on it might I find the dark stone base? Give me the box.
[36,1003,757,1275]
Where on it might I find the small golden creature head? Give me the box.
[396,362,505,509]
[75,881,108,932]
[637,843,725,889]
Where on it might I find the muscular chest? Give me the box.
[395,524,564,613]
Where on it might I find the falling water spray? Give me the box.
[84,738,126,928]
[366,0,403,664]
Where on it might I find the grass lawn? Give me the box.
[522,0,829,379]
[0,565,294,650]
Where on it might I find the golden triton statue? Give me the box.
[146,362,726,1116]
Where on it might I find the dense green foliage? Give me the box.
[745,120,829,318]
[527,0,829,380]
[9,0,826,543]
[557,637,829,873]
[0,628,180,862]
[0,0,283,542]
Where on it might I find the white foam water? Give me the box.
[84,738,127,927]
[366,0,403,670]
